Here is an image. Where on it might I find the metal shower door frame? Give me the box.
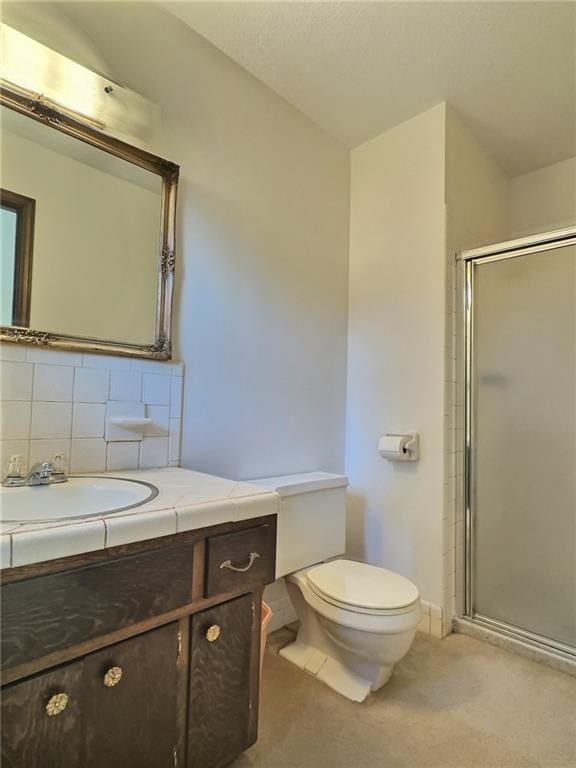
[460,225,576,660]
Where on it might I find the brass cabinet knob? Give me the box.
[46,692,69,716]
[103,666,123,687]
[206,624,221,643]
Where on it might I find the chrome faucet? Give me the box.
[2,455,68,487]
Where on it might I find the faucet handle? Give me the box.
[51,453,68,481]
[52,453,67,473]
[4,454,25,479]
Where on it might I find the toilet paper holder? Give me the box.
[378,433,420,462]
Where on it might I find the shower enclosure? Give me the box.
[462,226,576,659]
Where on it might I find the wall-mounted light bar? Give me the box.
[0,23,160,145]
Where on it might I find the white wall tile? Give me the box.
[29,439,72,471]
[144,405,170,437]
[1,362,33,400]
[170,376,183,418]
[431,616,444,638]
[142,374,171,405]
[1,401,31,439]
[74,367,109,403]
[0,440,29,473]
[130,358,173,374]
[139,437,169,468]
[109,371,142,401]
[72,403,106,438]
[82,353,130,370]
[430,603,443,621]
[0,343,26,362]
[25,348,83,366]
[106,441,140,471]
[33,364,74,402]
[169,418,181,462]
[0,350,184,475]
[443,551,455,586]
[31,402,72,439]
[70,438,107,473]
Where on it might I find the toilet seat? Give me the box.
[305,559,420,617]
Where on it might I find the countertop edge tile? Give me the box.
[105,507,177,549]
[11,520,106,568]
[0,534,12,568]
[233,493,281,521]
[176,500,236,532]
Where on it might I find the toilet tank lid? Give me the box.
[249,471,348,497]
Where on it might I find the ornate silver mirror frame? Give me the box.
[0,88,179,360]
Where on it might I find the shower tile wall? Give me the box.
[442,239,459,637]
[0,344,184,474]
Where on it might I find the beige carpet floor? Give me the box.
[233,628,576,768]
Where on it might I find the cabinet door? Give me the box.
[1,659,83,768]
[188,594,256,768]
[84,622,179,768]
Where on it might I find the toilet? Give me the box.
[251,472,421,702]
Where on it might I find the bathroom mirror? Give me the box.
[0,89,178,359]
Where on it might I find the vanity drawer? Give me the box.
[204,524,275,597]
[1,542,195,671]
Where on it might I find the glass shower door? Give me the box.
[470,242,576,652]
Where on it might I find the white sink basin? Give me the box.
[0,476,158,524]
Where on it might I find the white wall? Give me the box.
[346,104,447,608]
[6,2,350,481]
[446,107,509,252]
[509,157,576,238]
[345,105,511,617]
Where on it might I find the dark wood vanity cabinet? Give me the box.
[0,515,276,768]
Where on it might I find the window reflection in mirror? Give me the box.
[0,105,163,346]
[1,188,35,327]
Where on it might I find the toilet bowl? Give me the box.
[281,560,421,702]
[249,472,421,703]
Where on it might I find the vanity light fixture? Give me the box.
[0,23,159,143]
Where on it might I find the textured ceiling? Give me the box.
[165,1,576,176]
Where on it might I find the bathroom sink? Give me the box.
[0,477,158,524]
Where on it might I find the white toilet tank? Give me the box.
[249,472,348,577]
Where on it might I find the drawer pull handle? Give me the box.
[219,552,260,573]
[46,692,69,717]
[206,624,221,642]
[103,666,123,687]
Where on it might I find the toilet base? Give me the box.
[279,640,391,702]
[281,571,420,703]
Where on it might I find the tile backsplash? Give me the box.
[0,344,184,475]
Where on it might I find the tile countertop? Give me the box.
[0,467,280,569]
